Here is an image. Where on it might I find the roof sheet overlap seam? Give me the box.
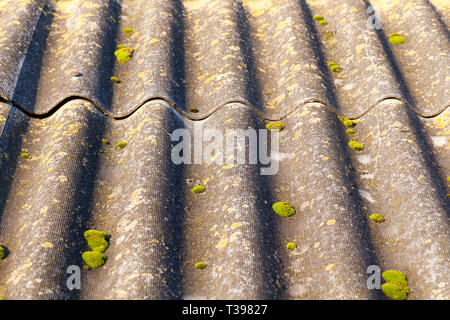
[1,94,448,123]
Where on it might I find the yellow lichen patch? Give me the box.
[327,219,336,226]
[205,74,218,84]
[231,222,243,229]
[223,164,234,170]
[276,21,287,30]
[325,264,335,271]
[314,242,320,248]
[41,242,54,248]
[216,237,229,249]
[150,38,159,43]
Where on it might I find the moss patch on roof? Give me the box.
[369,213,385,223]
[114,141,127,150]
[328,62,342,72]
[266,121,285,131]
[0,246,5,260]
[348,141,364,151]
[195,262,207,270]
[286,242,297,251]
[272,202,296,218]
[122,27,133,34]
[389,34,406,45]
[82,251,107,269]
[84,230,111,253]
[313,15,324,21]
[192,185,206,194]
[381,270,410,300]
[114,47,135,64]
[82,230,111,269]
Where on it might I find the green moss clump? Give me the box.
[382,270,407,284]
[122,27,133,34]
[84,230,111,252]
[115,141,127,150]
[348,141,364,151]
[286,242,297,251]
[328,62,342,72]
[84,230,111,241]
[381,283,409,300]
[189,107,199,113]
[101,139,109,145]
[87,237,109,252]
[369,213,385,223]
[192,185,206,194]
[21,153,30,159]
[114,47,135,64]
[346,129,356,135]
[389,35,406,45]
[0,246,5,260]
[313,14,324,21]
[381,270,409,300]
[272,202,296,218]
[82,251,107,269]
[323,31,335,40]
[195,262,207,270]
[110,76,121,83]
[319,20,328,25]
[266,121,286,132]
[343,119,355,127]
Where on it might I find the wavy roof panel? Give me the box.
[0,0,448,300]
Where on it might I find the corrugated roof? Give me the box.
[0,0,449,300]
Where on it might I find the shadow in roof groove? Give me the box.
[0,1,55,237]
[234,0,263,112]
[300,0,340,112]
[0,108,31,233]
[272,102,383,299]
[53,106,108,300]
[42,0,123,299]
[0,0,121,299]
[424,0,450,36]
[323,107,383,299]
[329,116,384,300]
[80,103,187,299]
[80,0,188,298]
[168,0,187,110]
[11,2,55,113]
[404,107,450,219]
[234,1,286,298]
[365,5,416,110]
[365,0,450,218]
[93,0,122,111]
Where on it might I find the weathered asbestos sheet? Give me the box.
[0,0,447,119]
[0,0,448,300]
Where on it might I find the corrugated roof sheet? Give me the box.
[0,0,449,300]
